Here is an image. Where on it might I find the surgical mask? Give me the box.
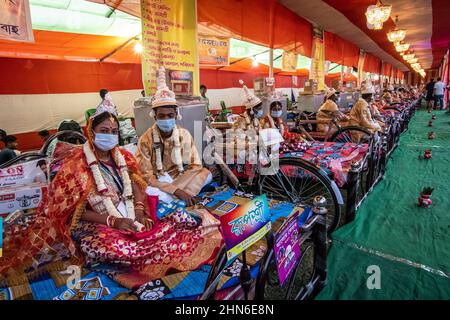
[94,133,118,151]
[156,118,176,133]
[271,110,282,118]
[254,109,264,119]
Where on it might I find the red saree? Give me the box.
[1,144,222,289]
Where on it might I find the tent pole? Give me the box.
[269,49,274,78]
[99,34,140,62]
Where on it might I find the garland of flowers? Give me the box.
[152,124,184,177]
[83,142,135,221]
[244,111,260,132]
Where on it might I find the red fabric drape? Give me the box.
[0,58,143,94]
[0,57,307,94]
[322,32,359,68]
[363,53,381,74]
[197,0,312,57]
[324,32,344,64]
[382,63,392,77]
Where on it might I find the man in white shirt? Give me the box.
[433,77,445,110]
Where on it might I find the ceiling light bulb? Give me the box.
[134,42,143,54]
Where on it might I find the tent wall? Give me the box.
[324,31,360,67]
[0,57,305,151]
[198,0,313,57]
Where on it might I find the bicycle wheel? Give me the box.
[258,157,341,233]
[366,137,384,190]
[329,126,372,144]
[256,240,317,300]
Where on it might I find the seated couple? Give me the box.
[0,68,221,288]
[316,86,383,136]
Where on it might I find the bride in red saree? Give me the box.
[0,106,222,290]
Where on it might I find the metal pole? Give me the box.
[99,34,141,62]
[269,49,274,79]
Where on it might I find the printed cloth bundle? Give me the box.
[282,142,369,188]
[0,186,307,300]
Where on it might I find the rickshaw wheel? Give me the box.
[329,126,372,144]
[258,157,341,233]
[256,240,316,300]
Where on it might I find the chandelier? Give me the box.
[387,16,407,42]
[407,58,418,64]
[395,42,410,52]
[366,1,392,30]
[403,53,415,60]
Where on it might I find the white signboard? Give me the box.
[0,185,44,214]
[0,158,48,188]
[0,0,34,42]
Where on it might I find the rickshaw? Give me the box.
[1,129,330,301]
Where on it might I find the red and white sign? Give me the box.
[0,185,45,214]
[0,158,48,188]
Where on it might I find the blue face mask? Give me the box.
[271,110,282,118]
[156,118,176,133]
[254,109,264,119]
[94,133,118,151]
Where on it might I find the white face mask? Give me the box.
[271,110,282,118]
[254,108,264,118]
[94,133,119,151]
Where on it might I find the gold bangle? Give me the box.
[110,216,118,228]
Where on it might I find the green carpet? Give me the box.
[317,109,450,300]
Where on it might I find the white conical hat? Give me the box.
[361,82,375,95]
[93,93,117,118]
[326,87,337,99]
[151,67,178,109]
[239,79,262,109]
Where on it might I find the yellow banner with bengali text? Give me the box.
[198,35,230,67]
[141,0,199,96]
[310,37,325,91]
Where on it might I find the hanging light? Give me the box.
[403,53,415,61]
[387,16,407,42]
[252,56,259,68]
[395,42,410,52]
[134,42,143,54]
[366,1,392,30]
[367,20,383,30]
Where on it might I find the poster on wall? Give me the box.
[0,0,34,42]
[198,35,230,67]
[282,51,298,72]
[219,194,271,260]
[141,0,199,96]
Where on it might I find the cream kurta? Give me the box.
[316,99,346,133]
[136,124,210,197]
[349,98,381,133]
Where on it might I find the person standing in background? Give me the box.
[0,135,19,166]
[425,78,435,112]
[433,77,445,111]
[0,129,6,149]
[200,84,210,114]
